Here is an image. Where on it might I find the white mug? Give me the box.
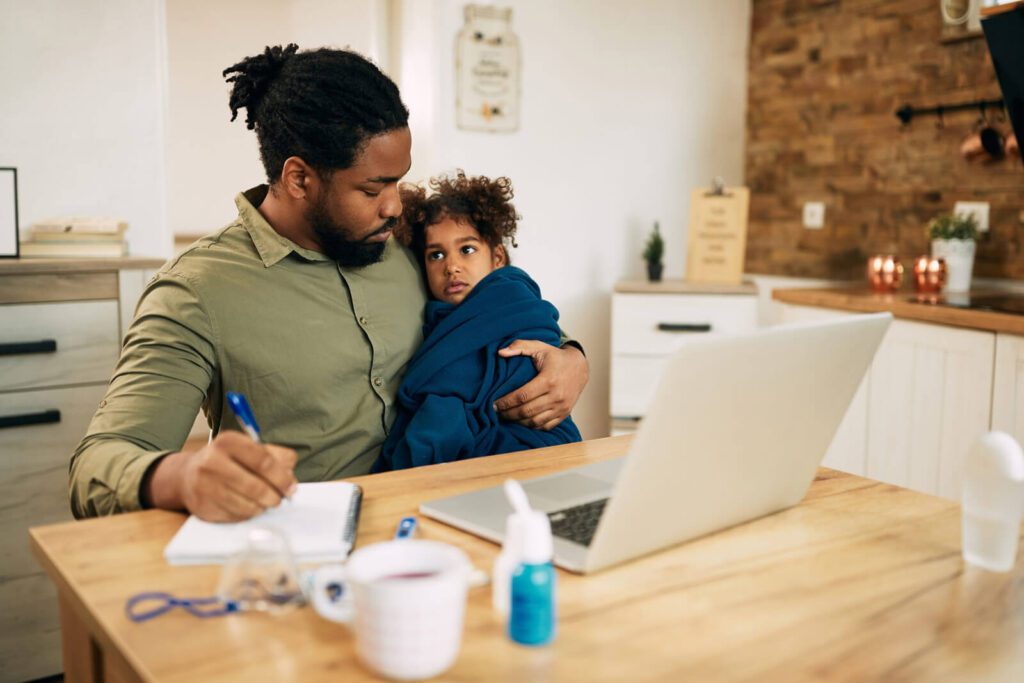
[311,540,471,681]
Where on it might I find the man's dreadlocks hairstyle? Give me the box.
[223,44,409,182]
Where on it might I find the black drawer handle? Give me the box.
[657,323,712,333]
[0,339,58,357]
[0,409,61,430]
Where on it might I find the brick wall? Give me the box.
[745,0,1024,280]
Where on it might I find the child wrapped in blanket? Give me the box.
[373,171,582,472]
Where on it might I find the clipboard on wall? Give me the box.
[685,178,750,285]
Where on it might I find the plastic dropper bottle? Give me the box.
[503,478,556,647]
[492,512,525,617]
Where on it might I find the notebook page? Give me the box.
[164,481,360,565]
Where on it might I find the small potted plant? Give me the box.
[643,221,664,282]
[927,213,979,293]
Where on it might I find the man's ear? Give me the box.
[279,157,315,200]
[493,245,508,268]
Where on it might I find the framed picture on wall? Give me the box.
[0,167,18,258]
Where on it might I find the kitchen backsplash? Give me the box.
[744,0,1024,280]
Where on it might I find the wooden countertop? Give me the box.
[30,436,1024,682]
[981,0,1024,16]
[616,278,757,295]
[0,256,166,274]
[773,285,1024,336]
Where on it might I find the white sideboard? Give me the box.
[0,257,163,681]
[992,333,1024,442]
[779,302,1021,501]
[609,279,759,435]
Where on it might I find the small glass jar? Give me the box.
[867,255,903,293]
[913,255,947,295]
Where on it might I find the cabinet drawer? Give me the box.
[0,384,106,570]
[610,355,670,418]
[0,383,106,680]
[611,294,757,355]
[0,572,61,681]
[0,300,120,391]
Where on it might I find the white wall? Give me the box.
[0,0,171,257]
[399,1,752,438]
[164,0,389,236]
[2,0,752,441]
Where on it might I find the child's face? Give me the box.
[423,217,506,305]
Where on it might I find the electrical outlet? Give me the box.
[802,202,825,230]
[953,201,990,232]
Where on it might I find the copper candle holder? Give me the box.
[913,255,947,295]
[867,255,904,293]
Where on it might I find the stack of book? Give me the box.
[20,218,129,258]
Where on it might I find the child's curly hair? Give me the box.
[396,170,519,261]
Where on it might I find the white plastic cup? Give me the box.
[962,513,1020,572]
[311,540,471,680]
[961,432,1024,572]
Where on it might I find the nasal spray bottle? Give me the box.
[503,479,556,646]
[492,507,525,617]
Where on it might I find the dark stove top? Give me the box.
[924,293,1024,316]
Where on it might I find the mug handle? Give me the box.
[310,564,354,624]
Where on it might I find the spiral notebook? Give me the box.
[164,481,362,566]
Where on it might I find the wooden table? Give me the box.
[30,436,1024,682]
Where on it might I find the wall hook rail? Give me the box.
[896,98,1005,126]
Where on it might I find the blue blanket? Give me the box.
[374,266,582,472]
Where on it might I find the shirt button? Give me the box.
[373,376,383,387]
[359,316,368,325]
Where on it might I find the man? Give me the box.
[69,45,588,521]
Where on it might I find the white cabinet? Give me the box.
[0,259,161,681]
[777,303,996,501]
[610,280,758,433]
[866,320,994,500]
[992,333,1024,445]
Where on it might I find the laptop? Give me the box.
[420,313,892,574]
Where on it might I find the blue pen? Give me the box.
[226,392,262,443]
[226,391,292,503]
[394,516,417,540]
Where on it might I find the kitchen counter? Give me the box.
[773,285,1024,336]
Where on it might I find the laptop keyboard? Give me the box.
[547,498,609,547]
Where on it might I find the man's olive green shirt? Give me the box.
[69,186,427,517]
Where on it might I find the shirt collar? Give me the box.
[235,185,331,267]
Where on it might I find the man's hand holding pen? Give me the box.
[142,393,298,522]
[144,432,298,522]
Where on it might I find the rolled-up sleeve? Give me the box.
[69,272,217,518]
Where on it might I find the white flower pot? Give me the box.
[931,239,976,293]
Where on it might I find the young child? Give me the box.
[373,171,582,472]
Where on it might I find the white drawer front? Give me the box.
[0,383,107,680]
[610,355,670,418]
[612,294,757,356]
[0,300,120,391]
[0,572,61,681]
[0,384,107,559]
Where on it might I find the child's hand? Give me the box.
[494,341,588,430]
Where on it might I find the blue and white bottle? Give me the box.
[508,510,556,646]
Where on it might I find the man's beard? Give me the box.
[307,195,394,268]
